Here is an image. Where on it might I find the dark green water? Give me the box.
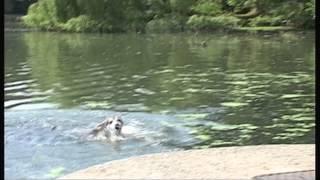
[5,31,315,178]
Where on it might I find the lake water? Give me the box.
[5,31,315,179]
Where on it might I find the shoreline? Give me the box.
[5,14,310,34]
[59,144,314,179]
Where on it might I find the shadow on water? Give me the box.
[4,31,315,178]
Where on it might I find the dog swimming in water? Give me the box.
[89,115,125,141]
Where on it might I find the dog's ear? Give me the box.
[95,118,109,128]
[90,120,107,135]
[106,117,114,124]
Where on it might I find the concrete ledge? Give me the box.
[60,144,314,179]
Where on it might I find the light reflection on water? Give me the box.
[5,31,315,179]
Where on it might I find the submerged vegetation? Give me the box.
[22,0,315,33]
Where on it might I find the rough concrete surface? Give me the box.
[60,144,315,180]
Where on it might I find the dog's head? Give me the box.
[105,116,124,136]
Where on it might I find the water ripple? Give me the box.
[5,97,49,109]
[5,79,36,87]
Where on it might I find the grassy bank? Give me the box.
[22,0,314,33]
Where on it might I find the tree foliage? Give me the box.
[22,0,315,32]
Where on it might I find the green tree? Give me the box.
[22,0,315,32]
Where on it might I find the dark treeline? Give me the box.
[22,0,315,33]
[5,0,37,14]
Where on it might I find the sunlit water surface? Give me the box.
[5,31,315,179]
